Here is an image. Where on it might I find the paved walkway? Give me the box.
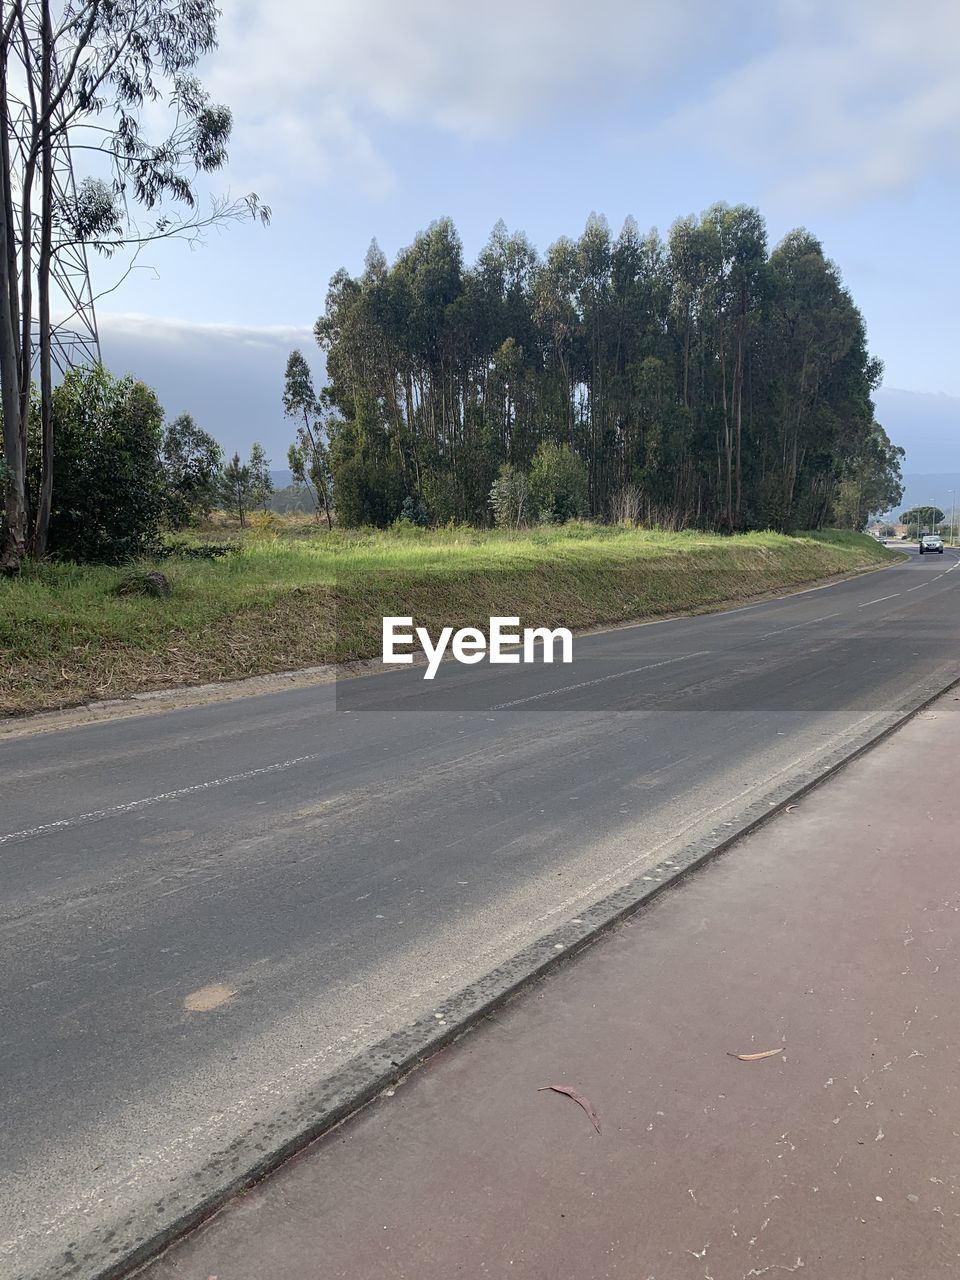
[146,690,960,1280]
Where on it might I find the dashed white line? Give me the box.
[858,593,900,608]
[0,754,322,847]
[761,612,840,639]
[489,651,710,710]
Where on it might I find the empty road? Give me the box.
[1,547,958,1279]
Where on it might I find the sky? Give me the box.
[85,0,960,474]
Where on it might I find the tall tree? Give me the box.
[248,441,272,511]
[0,0,268,572]
[283,349,331,529]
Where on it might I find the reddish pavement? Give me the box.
[145,691,960,1280]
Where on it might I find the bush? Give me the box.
[398,495,430,527]
[248,510,281,534]
[489,463,531,528]
[45,367,166,563]
[331,454,405,527]
[528,443,589,523]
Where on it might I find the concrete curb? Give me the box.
[37,667,958,1280]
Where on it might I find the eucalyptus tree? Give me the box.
[283,349,331,528]
[760,230,879,529]
[313,206,894,534]
[248,441,272,512]
[0,0,268,571]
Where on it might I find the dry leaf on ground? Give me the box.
[728,1047,785,1061]
[538,1084,601,1133]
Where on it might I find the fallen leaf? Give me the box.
[785,804,798,813]
[728,1047,785,1061]
[539,1084,601,1133]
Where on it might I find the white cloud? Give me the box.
[203,0,960,207]
[97,311,311,347]
[206,0,730,193]
[655,0,960,207]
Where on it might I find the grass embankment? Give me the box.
[0,523,897,716]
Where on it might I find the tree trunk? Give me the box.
[0,55,25,573]
[31,0,54,558]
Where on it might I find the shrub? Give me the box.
[489,463,531,528]
[45,367,166,563]
[398,495,430,527]
[528,443,589,523]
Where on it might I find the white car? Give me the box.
[919,534,944,554]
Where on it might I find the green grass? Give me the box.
[0,523,898,716]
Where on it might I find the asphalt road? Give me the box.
[2,547,959,1278]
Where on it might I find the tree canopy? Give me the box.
[315,207,898,532]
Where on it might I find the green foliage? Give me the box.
[315,205,888,534]
[248,442,273,511]
[157,537,238,561]
[398,495,430,526]
[162,412,223,528]
[326,407,405,527]
[331,452,405,527]
[217,444,272,525]
[218,453,254,527]
[113,568,171,598]
[283,349,333,528]
[831,422,904,531]
[45,367,166,563]
[901,506,944,529]
[528,443,589,522]
[489,463,531,528]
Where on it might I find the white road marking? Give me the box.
[0,754,322,847]
[488,651,710,710]
[858,593,900,608]
[907,555,959,589]
[930,557,960,582]
[760,612,840,639]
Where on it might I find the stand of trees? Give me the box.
[0,0,268,573]
[314,206,902,532]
